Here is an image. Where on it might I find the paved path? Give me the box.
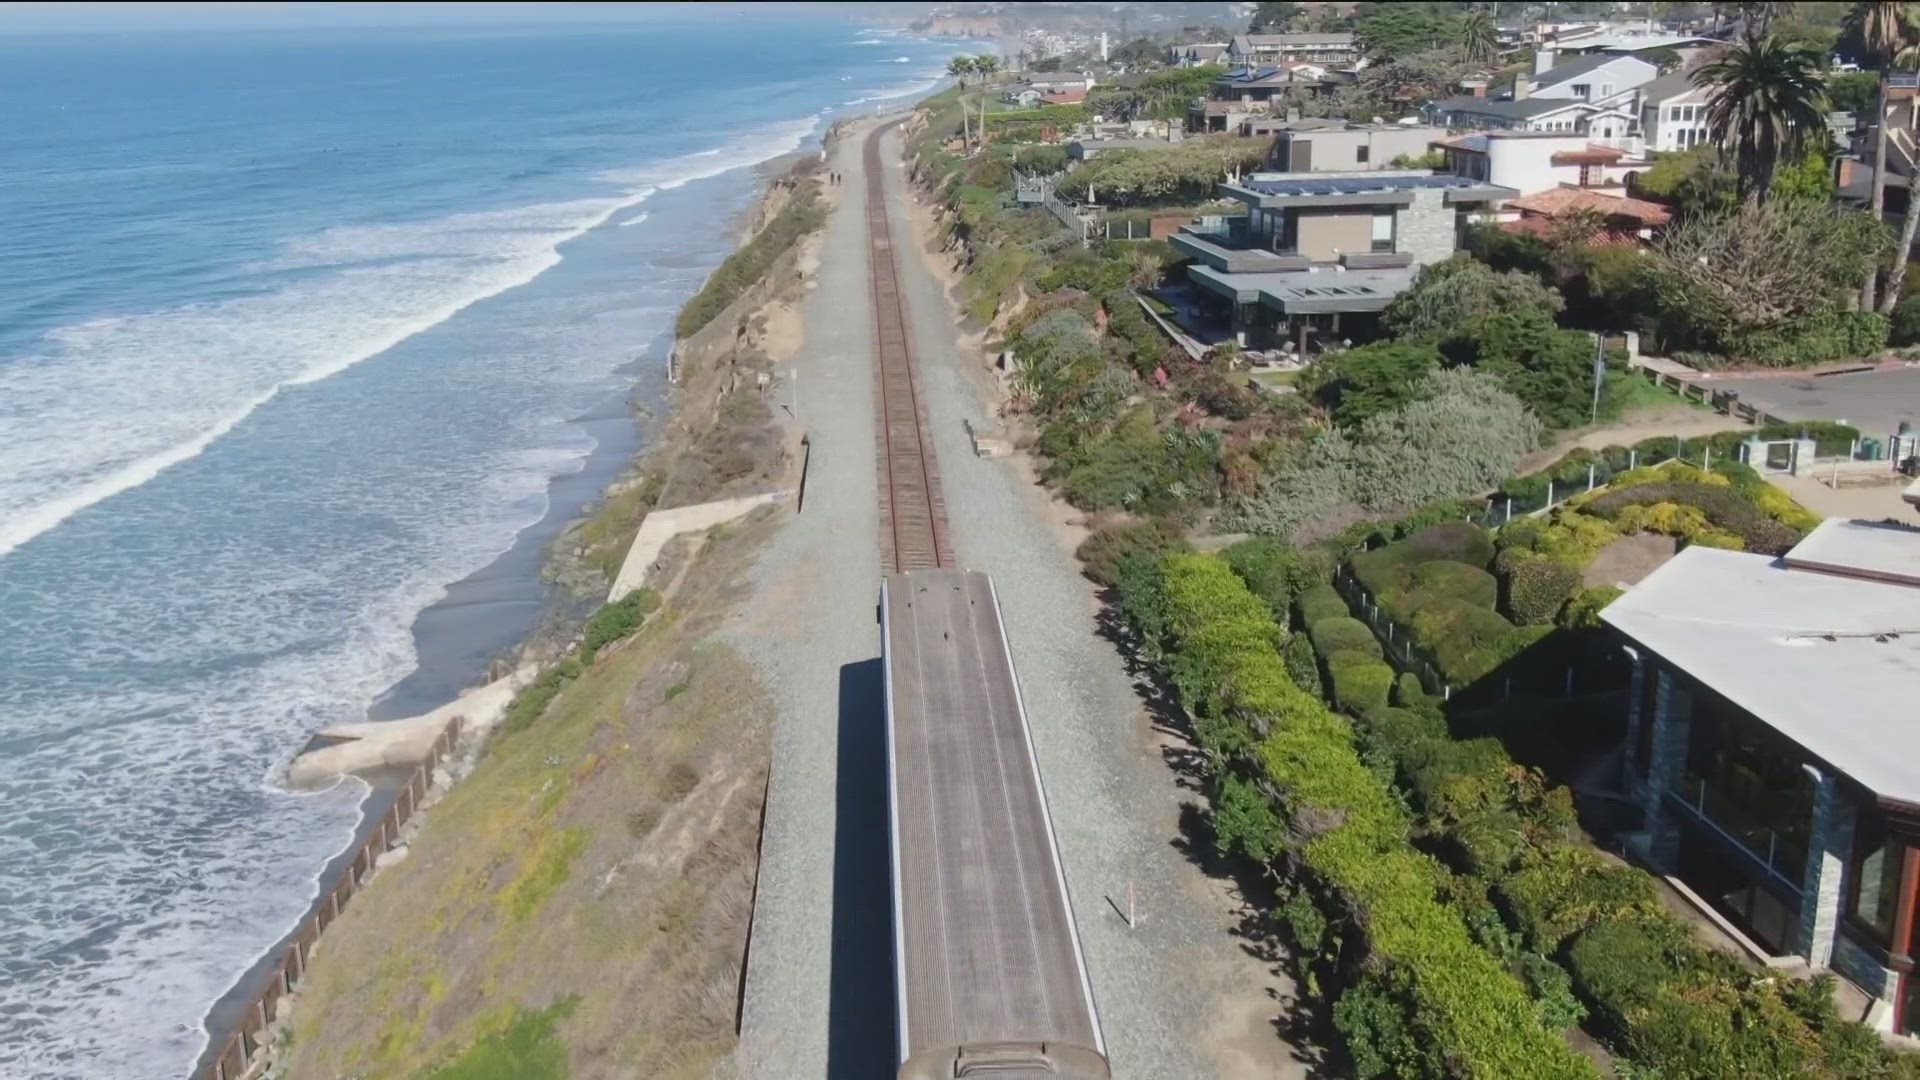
[608,490,791,602]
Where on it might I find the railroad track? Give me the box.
[864,121,953,574]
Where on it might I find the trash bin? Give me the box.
[1862,437,1882,461]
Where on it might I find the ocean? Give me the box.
[0,15,961,1077]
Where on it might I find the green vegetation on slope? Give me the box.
[417,999,578,1080]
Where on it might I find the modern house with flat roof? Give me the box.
[1169,171,1514,351]
[1604,518,1920,1031]
[1269,121,1446,172]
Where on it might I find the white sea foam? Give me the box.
[844,75,944,107]
[619,210,652,228]
[0,114,819,562]
[893,55,911,62]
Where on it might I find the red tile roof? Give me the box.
[1505,187,1672,226]
[1041,89,1087,105]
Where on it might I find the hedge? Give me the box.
[1296,583,1350,628]
[1503,553,1585,626]
[1224,536,1331,623]
[1309,616,1382,660]
[1328,654,1395,714]
[1380,560,1499,622]
[1129,555,1596,1079]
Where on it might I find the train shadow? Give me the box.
[829,658,896,1079]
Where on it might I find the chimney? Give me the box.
[1534,47,1556,76]
[1286,105,1302,122]
[1515,76,1531,101]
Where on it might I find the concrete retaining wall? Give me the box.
[194,721,461,1080]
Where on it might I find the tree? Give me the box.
[1112,37,1163,68]
[1461,9,1499,65]
[1650,198,1890,337]
[947,55,977,86]
[1694,35,1830,201]
[974,54,1000,82]
[1640,46,1685,74]
[1382,256,1566,342]
[1312,340,1444,426]
[1250,1,1302,32]
[1355,5,1458,61]
[1361,49,1471,107]
[1472,308,1619,428]
[1826,69,1882,114]
[1842,1,1919,308]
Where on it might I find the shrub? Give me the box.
[1328,654,1395,714]
[1412,599,1522,684]
[582,588,659,655]
[1504,554,1583,625]
[676,178,825,338]
[1138,555,1595,1079]
[1223,537,1330,620]
[1557,585,1622,630]
[1283,631,1324,700]
[1229,371,1540,540]
[1296,583,1349,627]
[1076,519,1189,587]
[1393,559,1499,614]
[1403,522,1497,568]
[1501,844,1666,952]
[1310,617,1382,660]
[1393,672,1429,709]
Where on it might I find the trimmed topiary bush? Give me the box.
[1224,536,1331,621]
[1411,599,1522,684]
[1327,653,1395,714]
[1296,583,1349,627]
[1504,554,1584,625]
[1310,616,1383,660]
[1283,631,1324,700]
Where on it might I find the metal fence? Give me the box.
[1331,564,1456,699]
[1467,440,1721,530]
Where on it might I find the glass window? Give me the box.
[1680,682,1814,883]
[1572,83,1591,98]
[1371,209,1394,252]
[1846,810,1906,947]
[1276,209,1298,254]
[1633,664,1659,773]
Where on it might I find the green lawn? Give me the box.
[1247,368,1302,391]
[1615,370,1711,414]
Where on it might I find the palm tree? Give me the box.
[1461,9,1499,65]
[1694,34,1829,201]
[947,55,976,87]
[974,54,1000,83]
[1846,1,1919,308]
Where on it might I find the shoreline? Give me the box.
[189,120,856,1080]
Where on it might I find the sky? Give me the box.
[0,2,875,34]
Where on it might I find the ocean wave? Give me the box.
[0,114,819,562]
[618,210,652,228]
[844,75,944,107]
